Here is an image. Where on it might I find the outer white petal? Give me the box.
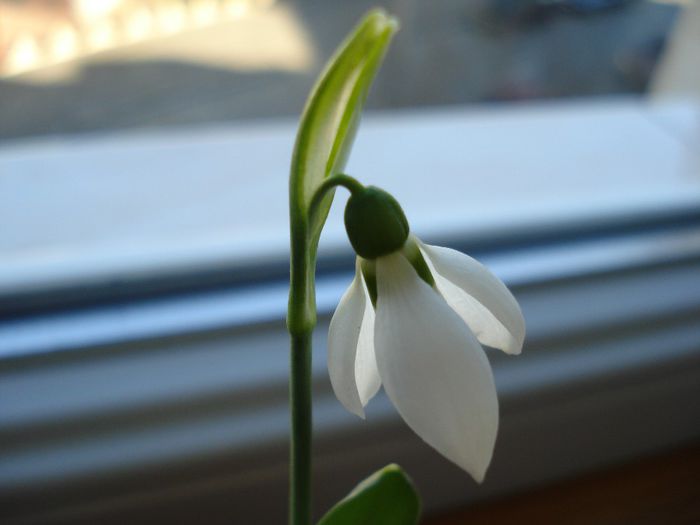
[327,261,381,418]
[375,252,498,482]
[420,242,525,355]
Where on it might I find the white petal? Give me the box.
[420,242,525,355]
[327,261,380,418]
[355,291,381,407]
[375,252,498,482]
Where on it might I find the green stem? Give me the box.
[288,216,316,525]
[289,329,313,525]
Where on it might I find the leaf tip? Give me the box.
[365,8,400,36]
[381,463,402,474]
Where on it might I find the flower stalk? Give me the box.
[289,328,313,525]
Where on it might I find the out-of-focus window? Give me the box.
[0,0,680,141]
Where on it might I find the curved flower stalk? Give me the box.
[327,184,525,483]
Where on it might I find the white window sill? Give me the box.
[0,97,698,302]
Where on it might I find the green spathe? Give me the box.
[288,8,398,335]
[344,186,410,259]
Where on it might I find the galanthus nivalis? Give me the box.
[327,184,525,482]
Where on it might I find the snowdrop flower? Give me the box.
[328,185,525,482]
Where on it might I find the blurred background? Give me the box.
[1,1,700,524]
[0,0,686,139]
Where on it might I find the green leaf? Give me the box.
[317,464,421,525]
[290,9,398,243]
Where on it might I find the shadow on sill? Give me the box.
[425,442,700,525]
